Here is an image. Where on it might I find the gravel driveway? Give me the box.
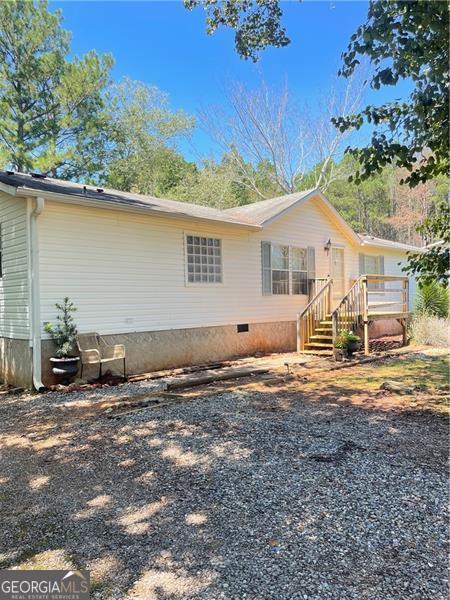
[0,359,448,599]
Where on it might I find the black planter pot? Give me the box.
[50,356,80,384]
[347,340,360,355]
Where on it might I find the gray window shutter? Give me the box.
[359,253,365,275]
[307,246,315,294]
[261,241,272,295]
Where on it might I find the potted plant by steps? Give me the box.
[334,330,361,361]
[44,297,80,384]
[345,330,361,356]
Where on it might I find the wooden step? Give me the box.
[315,327,333,332]
[310,334,333,340]
[318,320,333,325]
[300,349,333,356]
[305,342,334,349]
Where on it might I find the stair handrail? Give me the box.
[297,277,332,351]
[331,275,367,346]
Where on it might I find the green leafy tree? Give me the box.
[0,0,113,179]
[404,201,450,286]
[44,297,78,358]
[332,1,449,284]
[333,0,449,187]
[105,79,195,195]
[186,0,449,282]
[310,155,396,238]
[170,154,253,208]
[184,0,290,61]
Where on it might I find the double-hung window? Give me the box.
[186,235,222,283]
[262,242,314,296]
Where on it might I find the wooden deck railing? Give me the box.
[332,275,410,354]
[297,278,332,351]
[331,276,365,343]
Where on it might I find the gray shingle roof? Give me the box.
[0,171,259,229]
[224,189,316,226]
[0,171,423,251]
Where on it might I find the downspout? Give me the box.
[30,196,45,391]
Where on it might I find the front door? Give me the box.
[330,247,345,299]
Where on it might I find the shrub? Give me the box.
[409,314,450,348]
[415,281,449,319]
[334,330,360,349]
[44,297,78,358]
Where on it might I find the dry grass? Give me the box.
[409,314,450,347]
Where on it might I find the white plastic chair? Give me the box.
[76,332,126,379]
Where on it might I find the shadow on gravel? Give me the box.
[0,381,448,599]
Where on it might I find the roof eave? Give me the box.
[360,240,423,253]
[14,186,262,231]
[0,181,18,196]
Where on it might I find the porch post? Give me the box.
[363,322,370,355]
[362,277,369,355]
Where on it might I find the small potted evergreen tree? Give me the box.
[44,297,80,383]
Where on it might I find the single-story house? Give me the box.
[0,171,420,389]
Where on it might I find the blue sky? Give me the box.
[50,1,409,161]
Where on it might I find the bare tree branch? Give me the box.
[199,73,366,198]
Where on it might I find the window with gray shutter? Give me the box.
[261,242,311,296]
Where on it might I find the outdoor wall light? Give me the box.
[324,239,332,254]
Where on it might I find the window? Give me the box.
[291,247,308,295]
[264,244,310,295]
[271,244,290,294]
[359,253,384,290]
[186,235,222,283]
[362,255,379,274]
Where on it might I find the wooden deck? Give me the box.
[297,275,410,356]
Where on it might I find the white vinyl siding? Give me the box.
[0,193,30,339]
[36,196,416,335]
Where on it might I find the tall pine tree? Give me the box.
[0,0,113,180]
